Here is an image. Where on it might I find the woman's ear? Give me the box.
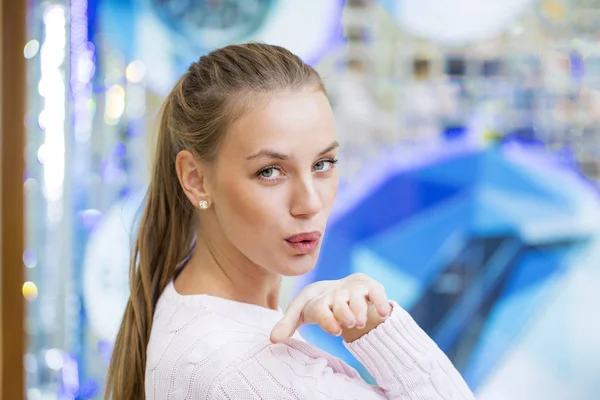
[175,150,211,208]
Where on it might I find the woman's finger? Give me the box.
[331,290,355,328]
[367,281,391,317]
[348,286,369,329]
[270,290,311,343]
[304,295,342,336]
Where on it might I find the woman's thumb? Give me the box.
[270,298,305,344]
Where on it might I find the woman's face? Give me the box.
[206,89,338,277]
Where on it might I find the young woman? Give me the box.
[106,43,475,400]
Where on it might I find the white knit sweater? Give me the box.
[145,281,476,399]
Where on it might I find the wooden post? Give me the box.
[1,0,26,397]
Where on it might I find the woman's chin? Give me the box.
[279,253,319,277]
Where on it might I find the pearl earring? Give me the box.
[198,200,209,210]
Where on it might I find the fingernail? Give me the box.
[335,330,342,337]
[347,320,356,329]
[378,305,391,317]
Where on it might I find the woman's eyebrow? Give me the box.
[317,141,339,156]
[246,141,339,161]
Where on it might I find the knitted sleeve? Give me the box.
[211,302,476,400]
[344,302,476,399]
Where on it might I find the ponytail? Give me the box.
[105,81,196,399]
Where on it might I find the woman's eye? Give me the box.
[259,168,282,179]
[313,159,336,172]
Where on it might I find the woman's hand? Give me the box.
[270,273,392,344]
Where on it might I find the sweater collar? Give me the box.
[161,280,287,330]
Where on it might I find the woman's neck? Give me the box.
[174,235,282,311]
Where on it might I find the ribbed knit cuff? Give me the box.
[343,302,476,399]
[343,302,438,387]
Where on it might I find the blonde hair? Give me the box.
[105,43,324,399]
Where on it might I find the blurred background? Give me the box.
[3,0,600,398]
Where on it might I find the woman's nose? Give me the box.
[289,175,322,219]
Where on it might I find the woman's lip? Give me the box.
[285,238,320,255]
[285,231,322,243]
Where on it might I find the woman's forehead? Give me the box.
[221,91,336,159]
